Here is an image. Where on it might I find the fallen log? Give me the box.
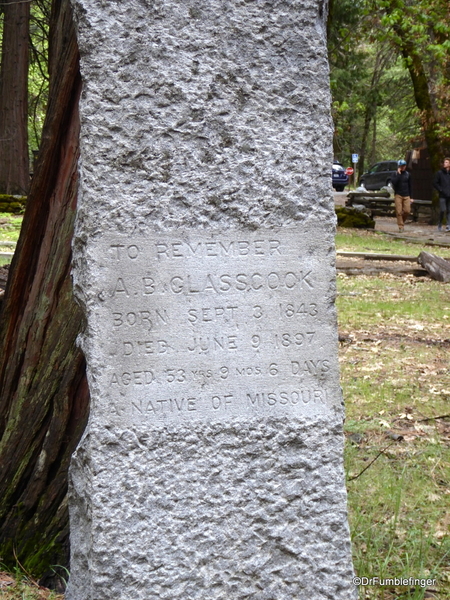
[418,251,450,282]
[336,259,427,277]
[347,190,391,199]
[346,198,393,206]
[380,232,450,248]
[345,195,395,217]
[336,251,418,262]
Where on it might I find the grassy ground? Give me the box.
[337,229,450,600]
[0,214,22,241]
[0,571,63,600]
[336,228,450,258]
[0,214,21,267]
[0,222,448,599]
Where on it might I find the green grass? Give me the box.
[337,274,450,328]
[345,440,450,600]
[337,229,450,599]
[336,228,450,258]
[0,567,63,599]
[0,214,22,242]
[0,214,22,266]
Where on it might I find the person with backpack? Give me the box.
[433,157,450,232]
[391,159,412,233]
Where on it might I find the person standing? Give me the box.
[391,159,412,233]
[433,158,450,232]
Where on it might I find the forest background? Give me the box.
[0,0,449,582]
[1,0,450,194]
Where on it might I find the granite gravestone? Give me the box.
[67,1,357,598]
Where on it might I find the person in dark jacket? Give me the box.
[433,158,450,232]
[391,159,412,232]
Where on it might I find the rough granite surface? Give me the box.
[71,0,334,237]
[67,0,358,598]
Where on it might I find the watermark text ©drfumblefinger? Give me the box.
[353,577,436,588]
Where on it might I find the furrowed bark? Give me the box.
[0,0,88,574]
[0,0,30,194]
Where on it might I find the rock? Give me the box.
[335,206,375,228]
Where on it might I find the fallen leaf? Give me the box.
[428,493,442,502]
[0,572,15,588]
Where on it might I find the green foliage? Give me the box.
[328,0,421,172]
[329,0,450,174]
[28,0,50,155]
[365,0,450,160]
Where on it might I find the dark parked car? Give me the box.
[332,161,349,191]
[359,160,398,190]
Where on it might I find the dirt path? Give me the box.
[334,191,450,250]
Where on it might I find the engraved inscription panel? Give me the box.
[92,229,339,423]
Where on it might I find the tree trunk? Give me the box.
[0,0,88,576]
[0,0,30,194]
[359,48,391,176]
[418,251,450,282]
[400,44,442,172]
[390,19,447,174]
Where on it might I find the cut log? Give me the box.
[345,197,393,208]
[381,232,450,248]
[345,194,395,217]
[418,251,450,282]
[347,190,391,199]
[336,259,428,277]
[336,251,419,262]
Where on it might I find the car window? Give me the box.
[332,164,344,171]
[368,161,397,174]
